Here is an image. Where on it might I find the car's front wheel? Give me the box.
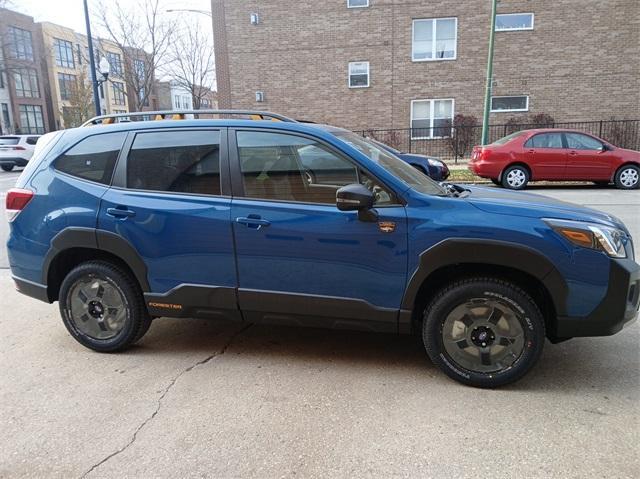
[422,277,545,388]
[59,261,151,352]
[501,165,530,190]
[1,164,14,172]
[614,164,640,189]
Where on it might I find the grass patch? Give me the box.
[448,168,488,183]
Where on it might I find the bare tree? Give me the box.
[93,0,176,111]
[61,70,94,127]
[166,21,215,109]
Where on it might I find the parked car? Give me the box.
[0,135,41,172]
[470,129,640,190]
[6,111,639,388]
[370,139,450,181]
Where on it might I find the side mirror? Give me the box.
[336,183,378,221]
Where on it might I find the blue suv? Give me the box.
[6,110,639,388]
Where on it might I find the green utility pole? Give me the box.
[481,0,498,145]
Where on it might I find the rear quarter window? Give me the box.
[0,137,19,145]
[55,132,127,185]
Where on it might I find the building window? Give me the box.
[347,0,369,7]
[18,105,44,134]
[8,26,34,61]
[106,52,124,77]
[349,62,369,88]
[58,73,76,101]
[0,71,5,89]
[412,18,457,61]
[495,13,534,31]
[1,103,11,131]
[348,61,370,88]
[410,99,454,139]
[13,69,40,98]
[54,38,75,68]
[490,95,529,112]
[76,44,83,65]
[111,81,126,105]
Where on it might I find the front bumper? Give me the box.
[553,258,640,338]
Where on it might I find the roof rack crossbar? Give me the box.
[81,109,297,127]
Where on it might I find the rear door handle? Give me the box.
[235,215,271,229]
[106,207,136,218]
[569,150,578,155]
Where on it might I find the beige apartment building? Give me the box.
[39,22,129,130]
[211,0,640,132]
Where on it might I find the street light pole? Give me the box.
[83,0,101,117]
[481,0,498,145]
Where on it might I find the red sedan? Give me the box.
[470,129,640,190]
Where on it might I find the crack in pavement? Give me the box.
[79,323,253,479]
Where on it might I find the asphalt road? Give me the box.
[0,172,639,478]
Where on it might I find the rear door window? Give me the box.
[55,132,127,185]
[26,136,39,145]
[525,133,563,148]
[127,130,222,196]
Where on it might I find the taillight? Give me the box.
[13,146,26,151]
[480,148,492,161]
[6,188,34,222]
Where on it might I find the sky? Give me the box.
[9,0,213,37]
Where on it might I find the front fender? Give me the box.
[401,238,568,315]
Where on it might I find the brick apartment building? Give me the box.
[0,8,50,134]
[211,0,640,133]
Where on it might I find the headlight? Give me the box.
[544,218,627,258]
[427,158,443,167]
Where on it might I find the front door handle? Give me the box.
[106,207,136,218]
[569,150,578,155]
[235,215,271,230]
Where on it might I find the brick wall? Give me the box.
[213,0,640,130]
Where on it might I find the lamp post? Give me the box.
[83,0,101,116]
[481,0,498,145]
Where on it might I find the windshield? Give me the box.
[491,131,526,145]
[335,131,447,196]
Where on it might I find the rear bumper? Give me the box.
[0,157,28,167]
[553,258,640,338]
[12,275,50,303]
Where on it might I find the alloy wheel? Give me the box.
[619,167,639,188]
[506,169,526,188]
[441,298,525,374]
[67,275,128,340]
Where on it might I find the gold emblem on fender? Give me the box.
[148,302,183,310]
[378,221,396,233]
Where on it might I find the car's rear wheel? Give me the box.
[59,261,151,352]
[422,277,545,388]
[1,164,14,172]
[614,165,640,189]
[501,165,530,190]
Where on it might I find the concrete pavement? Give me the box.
[0,175,638,477]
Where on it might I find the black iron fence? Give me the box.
[357,119,640,163]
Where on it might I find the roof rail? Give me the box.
[81,109,297,127]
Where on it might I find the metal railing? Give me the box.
[358,119,640,163]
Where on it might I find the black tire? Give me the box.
[490,178,501,186]
[614,164,640,190]
[1,164,14,172]
[58,261,151,352]
[501,165,530,190]
[422,277,545,388]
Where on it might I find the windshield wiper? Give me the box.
[440,182,471,198]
